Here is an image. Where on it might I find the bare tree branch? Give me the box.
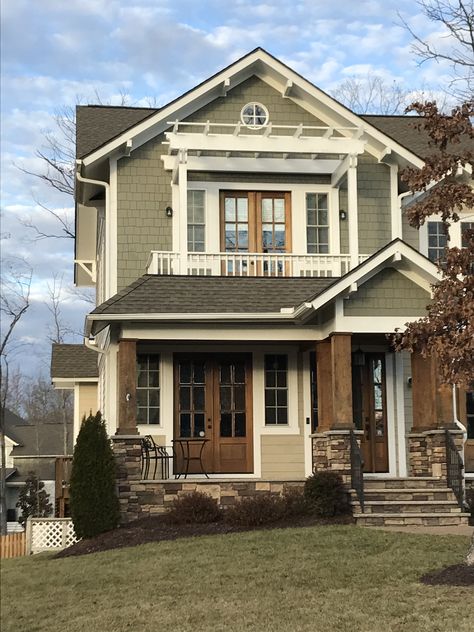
[19,198,74,241]
[331,75,411,114]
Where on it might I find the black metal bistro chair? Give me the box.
[140,435,173,480]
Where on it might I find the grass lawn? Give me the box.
[1,525,472,632]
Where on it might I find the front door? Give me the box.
[352,353,389,473]
[220,191,291,275]
[174,354,253,474]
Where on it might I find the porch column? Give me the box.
[117,339,138,435]
[178,153,188,274]
[409,350,457,478]
[331,333,353,430]
[316,340,333,432]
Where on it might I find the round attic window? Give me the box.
[241,102,269,129]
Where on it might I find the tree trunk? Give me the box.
[467,533,474,567]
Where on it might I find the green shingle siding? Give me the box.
[357,155,391,254]
[343,268,430,316]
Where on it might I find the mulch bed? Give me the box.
[420,564,474,587]
[55,514,353,559]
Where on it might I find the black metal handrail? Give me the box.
[445,429,464,508]
[350,431,365,513]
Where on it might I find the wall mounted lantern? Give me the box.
[339,209,347,221]
[165,206,173,217]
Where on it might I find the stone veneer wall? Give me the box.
[311,430,363,484]
[408,430,464,478]
[112,436,305,524]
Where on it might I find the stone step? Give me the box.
[354,512,471,527]
[350,488,455,502]
[360,501,462,514]
[363,477,447,489]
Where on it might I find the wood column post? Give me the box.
[411,351,454,430]
[117,340,138,435]
[316,340,333,432]
[331,333,354,429]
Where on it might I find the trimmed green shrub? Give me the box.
[304,471,350,517]
[70,411,120,539]
[16,472,53,526]
[166,492,221,524]
[224,494,285,526]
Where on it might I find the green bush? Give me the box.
[166,492,221,524]
[70,411,120,539]
[16,472,53,526]
[281,487,309,518]
[304,471,350,517]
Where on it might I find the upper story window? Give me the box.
[427,221,447,262]
[461,221,474,248]
[241,103,269,129]
[187,190,205,252]
[137,354,160,424]
[306,193,329,253]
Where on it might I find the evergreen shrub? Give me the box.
[304,471,351,517]
[70,411,120,538]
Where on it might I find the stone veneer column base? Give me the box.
[311,430,362,484]
[112,435,143,524]
[408,429,464,478]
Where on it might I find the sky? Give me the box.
[0,0,462,378]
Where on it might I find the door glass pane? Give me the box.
[194,386,205,409]
[180,363,191,384]
[225,225,236,249]
[274,225,285,250]
[225,198,235,221]
[220,386,231,409]
[220,413,232,437]
[262,224,273,248]
[262,198,273,222]
[194,414,205,437]
[237,198,248,221]
[274,199,285,221]
[235,385,245,410]
[235,412,246,437]
[238,229,249,249]
[194,363,205,384]
[180,413,191,437]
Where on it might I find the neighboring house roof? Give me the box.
[51,343,99,379]
[90,275,335,316]
[5,468,17,481]
[3,409,27,444]
[9,422,73,457]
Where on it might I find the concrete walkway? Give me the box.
[368,524,473,536]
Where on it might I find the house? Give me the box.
[51,48,473,526]
[3,408,74,524]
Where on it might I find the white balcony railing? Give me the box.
[146,251,369,278]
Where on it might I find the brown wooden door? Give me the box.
[352,353,389,473]
[220,191,291,275]
[174,354,253,474]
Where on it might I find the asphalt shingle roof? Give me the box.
[91,275,335,316]
[51,343,99,379]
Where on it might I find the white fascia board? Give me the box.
[161,155,341,174]
[85,310,296,335]
[82,49,424,170]
[52,377,99,389]
[294,241,438,320]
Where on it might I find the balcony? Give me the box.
[146,251,369,278]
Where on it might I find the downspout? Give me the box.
[75,160,110,298]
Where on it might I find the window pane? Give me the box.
[266,408,276,424]
[237,198,248,221]
[264,354,288,426]
[149,390,159,407]
[262,198,273,222]
[180,413,191,437]
[220,413,232,437]
[225,198,236,221]
[149,408,160,424]
[149,371,159,388]
[274,199,285,221]
[136,352,160,425]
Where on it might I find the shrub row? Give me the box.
[165,472,351,526]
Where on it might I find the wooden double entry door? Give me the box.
[174,354,253,474]
[352,353,389,473]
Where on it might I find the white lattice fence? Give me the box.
[26,518,78,554]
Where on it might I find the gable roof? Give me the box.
[51,343,99,379]
[9,422,73,457]
[77,48,433,168]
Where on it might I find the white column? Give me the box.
[347,155,359,268]
[178,152,188,275]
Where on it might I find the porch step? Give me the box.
[363,477,448,489]
[353,512,471,527]
[362,501,463,514]
[350,477,468,526]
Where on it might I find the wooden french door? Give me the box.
[174,354,253,474]
[352,353,389,473]
[220,191,292,274]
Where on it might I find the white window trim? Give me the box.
[136,352,164,432]
[187,181,339,255]
[240,102,269,129]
